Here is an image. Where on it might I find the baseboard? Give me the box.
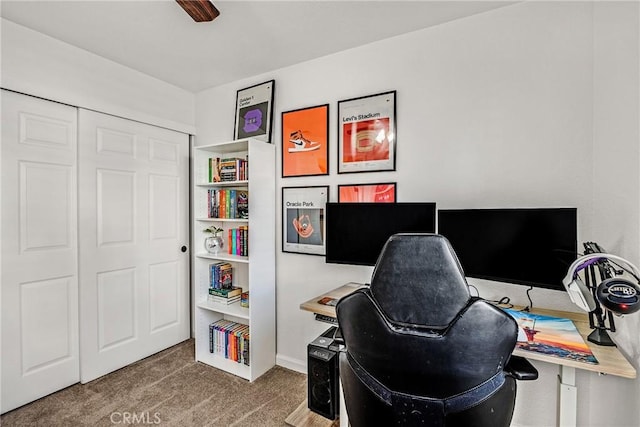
[276,354,306,374]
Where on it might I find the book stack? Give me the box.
[207,189,249,219]
[208,286,242,305]
[209,262,233,289]
[209,319,250,365]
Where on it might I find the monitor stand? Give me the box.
[588,327,616,347]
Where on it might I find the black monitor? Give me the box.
[325,202,436,266]
[437,208,577,291]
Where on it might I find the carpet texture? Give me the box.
[1,339,307,426]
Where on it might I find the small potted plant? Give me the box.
[203,226,224,254]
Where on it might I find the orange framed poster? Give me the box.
[281,104,329,177]
[338,183,396,203]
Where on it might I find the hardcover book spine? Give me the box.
[214,189,220,218]
[242,226,248,256]
[229,189,236,219]
[232,228,237,255]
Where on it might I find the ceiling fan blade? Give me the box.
[176,0,220,22]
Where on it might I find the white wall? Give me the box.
[590,2,640,425]
[195,2,639,426]
[1,19,195,133]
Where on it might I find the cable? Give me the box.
[522,286,534,312]
[490,296,513,309]
[608,259,640,281]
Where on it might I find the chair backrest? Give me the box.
[336,233,519,426]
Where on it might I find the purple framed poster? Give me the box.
[234,80,275,143]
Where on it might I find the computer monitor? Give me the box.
[437,208,577,291]
[325,202,436,266]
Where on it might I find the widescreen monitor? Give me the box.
[437,208,577,291]
[325,202,436,266]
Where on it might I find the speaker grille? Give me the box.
[307,345,339,420]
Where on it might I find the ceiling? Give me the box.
[0,1,514,93]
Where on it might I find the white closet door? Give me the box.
[78,109,190,383]
[1,90,79,413]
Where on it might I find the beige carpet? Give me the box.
[1,339,307,427]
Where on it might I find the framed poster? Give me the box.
[338,90,396,173]
[282,186,328,256]
[234,80,275,143]
[338,182,396,203]
[282,104,329,177]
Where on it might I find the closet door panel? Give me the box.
[1,90,79,413]
[78,110,190,383]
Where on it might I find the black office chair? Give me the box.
[335,233,538,427]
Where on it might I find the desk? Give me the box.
[297,283,637,427]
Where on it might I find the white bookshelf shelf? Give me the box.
[196,180,249,188]
[197,299,250,320]
[195,252,249,264]
[195,217,249,223]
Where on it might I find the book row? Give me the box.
[227,227,248,257]
[209,319,250,366]
[210,262,233,289]
[208,157,248,183]
[207,189,249,219]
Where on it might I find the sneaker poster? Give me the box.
[281,104,329,178]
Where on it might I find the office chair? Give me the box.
[335,233,538,427]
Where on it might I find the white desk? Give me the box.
[297,283,636,427]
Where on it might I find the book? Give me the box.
[208,286,242,298]
[236,190,249,219]
[232,228,237,255]
[503,308,598,364]
[219,263,232,289]
[241,291,249,308]
[220,190,226,218]
[229,189,236,219]
[208,157,221,182]
[241,225,248,256]
[208,294,241,304]
[317,296,338,307]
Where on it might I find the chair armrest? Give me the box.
[333,327,345,346]
[505,356,538,381]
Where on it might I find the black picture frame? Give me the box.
[234,80,275,143]
[281,186,329,256]
[281,104,330,178]
[337,90,396,173]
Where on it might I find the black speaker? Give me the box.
[307,329,339,420]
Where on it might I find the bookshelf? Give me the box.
[192,138,275,381]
